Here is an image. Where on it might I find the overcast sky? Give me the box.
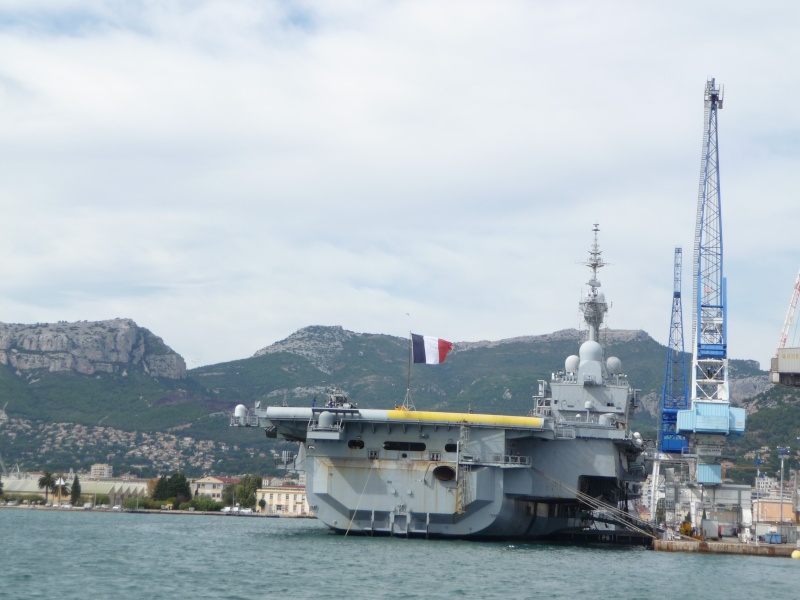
[1,1,799,371]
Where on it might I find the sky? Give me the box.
[1,1,799,370]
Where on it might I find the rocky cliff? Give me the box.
[0,318,186,379]
[253,325,357,374]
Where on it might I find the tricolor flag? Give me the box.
[411,333,453,364]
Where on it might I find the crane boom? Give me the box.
[776,269,800,354]
[690,77,729,404]
[677,77,745,461]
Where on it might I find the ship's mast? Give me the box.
[691,78,728,403]
[579,223,608,342]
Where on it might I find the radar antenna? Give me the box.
[579,223,609,343]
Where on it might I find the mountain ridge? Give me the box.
[0,318,186,379]
[0,320,791,482]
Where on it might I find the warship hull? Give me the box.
[251,405,647,540]
[232,225,651,542]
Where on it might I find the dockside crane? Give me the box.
[659,247,689,454]
[650,77,747,533]
[650,248,690,524]
[676,77,745,489]
[776,269,800,353]
[770,269,800,385]
[690,77,728,407]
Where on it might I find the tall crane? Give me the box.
[776,269,800,354]
[691,77,728,405]
[677,77,744,478]
[659,247,689,453]
[770,268,800,385]
[654,78,745,524]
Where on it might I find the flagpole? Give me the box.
[404,332,415,410]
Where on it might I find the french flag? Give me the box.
[412,333,453,364]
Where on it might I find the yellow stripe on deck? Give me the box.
[386,410,543,428]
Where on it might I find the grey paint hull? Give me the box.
[260,406,646,540]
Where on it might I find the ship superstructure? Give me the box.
[232,226,651,541]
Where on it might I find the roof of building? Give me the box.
[2,477,148,497]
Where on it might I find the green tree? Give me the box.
[222,483,235,507]
[166,473,192,505]
[190,496,223,512]
[70,475,82,505]
[152,475,169,501]
[37,471,55,504]
[222,474,261,508]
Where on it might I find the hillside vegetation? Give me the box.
[0,322,792,481]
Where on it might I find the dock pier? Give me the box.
[654,539,799,558]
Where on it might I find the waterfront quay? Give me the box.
[654,538,799,558]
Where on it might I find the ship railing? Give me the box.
[460,454,532,468]
[308,421,345,432]
[230,412,260,427]
[555,427,576,439]
[530,401,551,417]
[560,413,603,424]
[307,418,345,440]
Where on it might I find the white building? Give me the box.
[90,463,113,479]
[192,476,239,501]
[256,484,310,517]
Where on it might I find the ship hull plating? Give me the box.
[269,405,646,540]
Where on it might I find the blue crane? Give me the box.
[677,78,745,461]
[659,247,689,453]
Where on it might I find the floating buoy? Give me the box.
[791,550,800,559]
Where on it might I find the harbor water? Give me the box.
[3,508,798,599]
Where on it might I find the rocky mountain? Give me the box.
[0,321,790,481]
[248,325,766,413]
[253,325,355,374]
[0,318,186,379]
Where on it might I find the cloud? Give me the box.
[0,1,799,371]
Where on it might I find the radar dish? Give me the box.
[579,340,602,362]
[607,356,622,375]
[565,355,580,373]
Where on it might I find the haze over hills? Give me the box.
[0,319,795,483]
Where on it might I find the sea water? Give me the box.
[2,508,798,599]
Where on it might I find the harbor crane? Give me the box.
[658,247,689,454]
[690,78,728,406]
[770,268,800,385]
[775,269,800,352]
[676,77,745,474]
